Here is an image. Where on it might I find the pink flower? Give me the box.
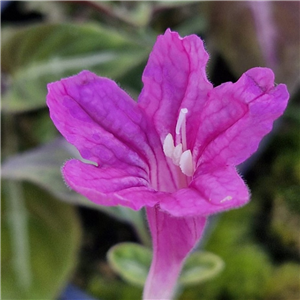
[47,29,289,299]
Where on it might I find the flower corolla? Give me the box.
[47,29,289,299]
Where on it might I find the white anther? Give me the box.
[179,150,194,177]
[163,133,175,158]
[172,144,183,165]
[163,108,194,177]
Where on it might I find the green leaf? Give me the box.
[2,138,97,208]
[107,243,224,288]
[1,181,81,299]
[1,23,150,113]
[180,251,225,286]
[107,242,152,287]
[1,138,150,237]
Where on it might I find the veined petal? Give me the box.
[194,67,289,167]
[63,160,160,210]
[143,207,206,299]
[47,70,175,191]
[47,71,152,170]
[138,29,213,147]
[159,166,249,217]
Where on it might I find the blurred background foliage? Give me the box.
[1,1,300,300]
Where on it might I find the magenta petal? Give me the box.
[138,29,213,147]
[63,159,159,210]
[194,67,289,167]
[143,207,206,299]
[47,70,160,174]
[46,70,178,193]
[160,166,249,217]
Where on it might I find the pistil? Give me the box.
[175,108,188,151]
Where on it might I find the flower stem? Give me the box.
[143,206,207,300]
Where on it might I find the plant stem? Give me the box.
[118,206,151,247]
[131,209,152,248]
